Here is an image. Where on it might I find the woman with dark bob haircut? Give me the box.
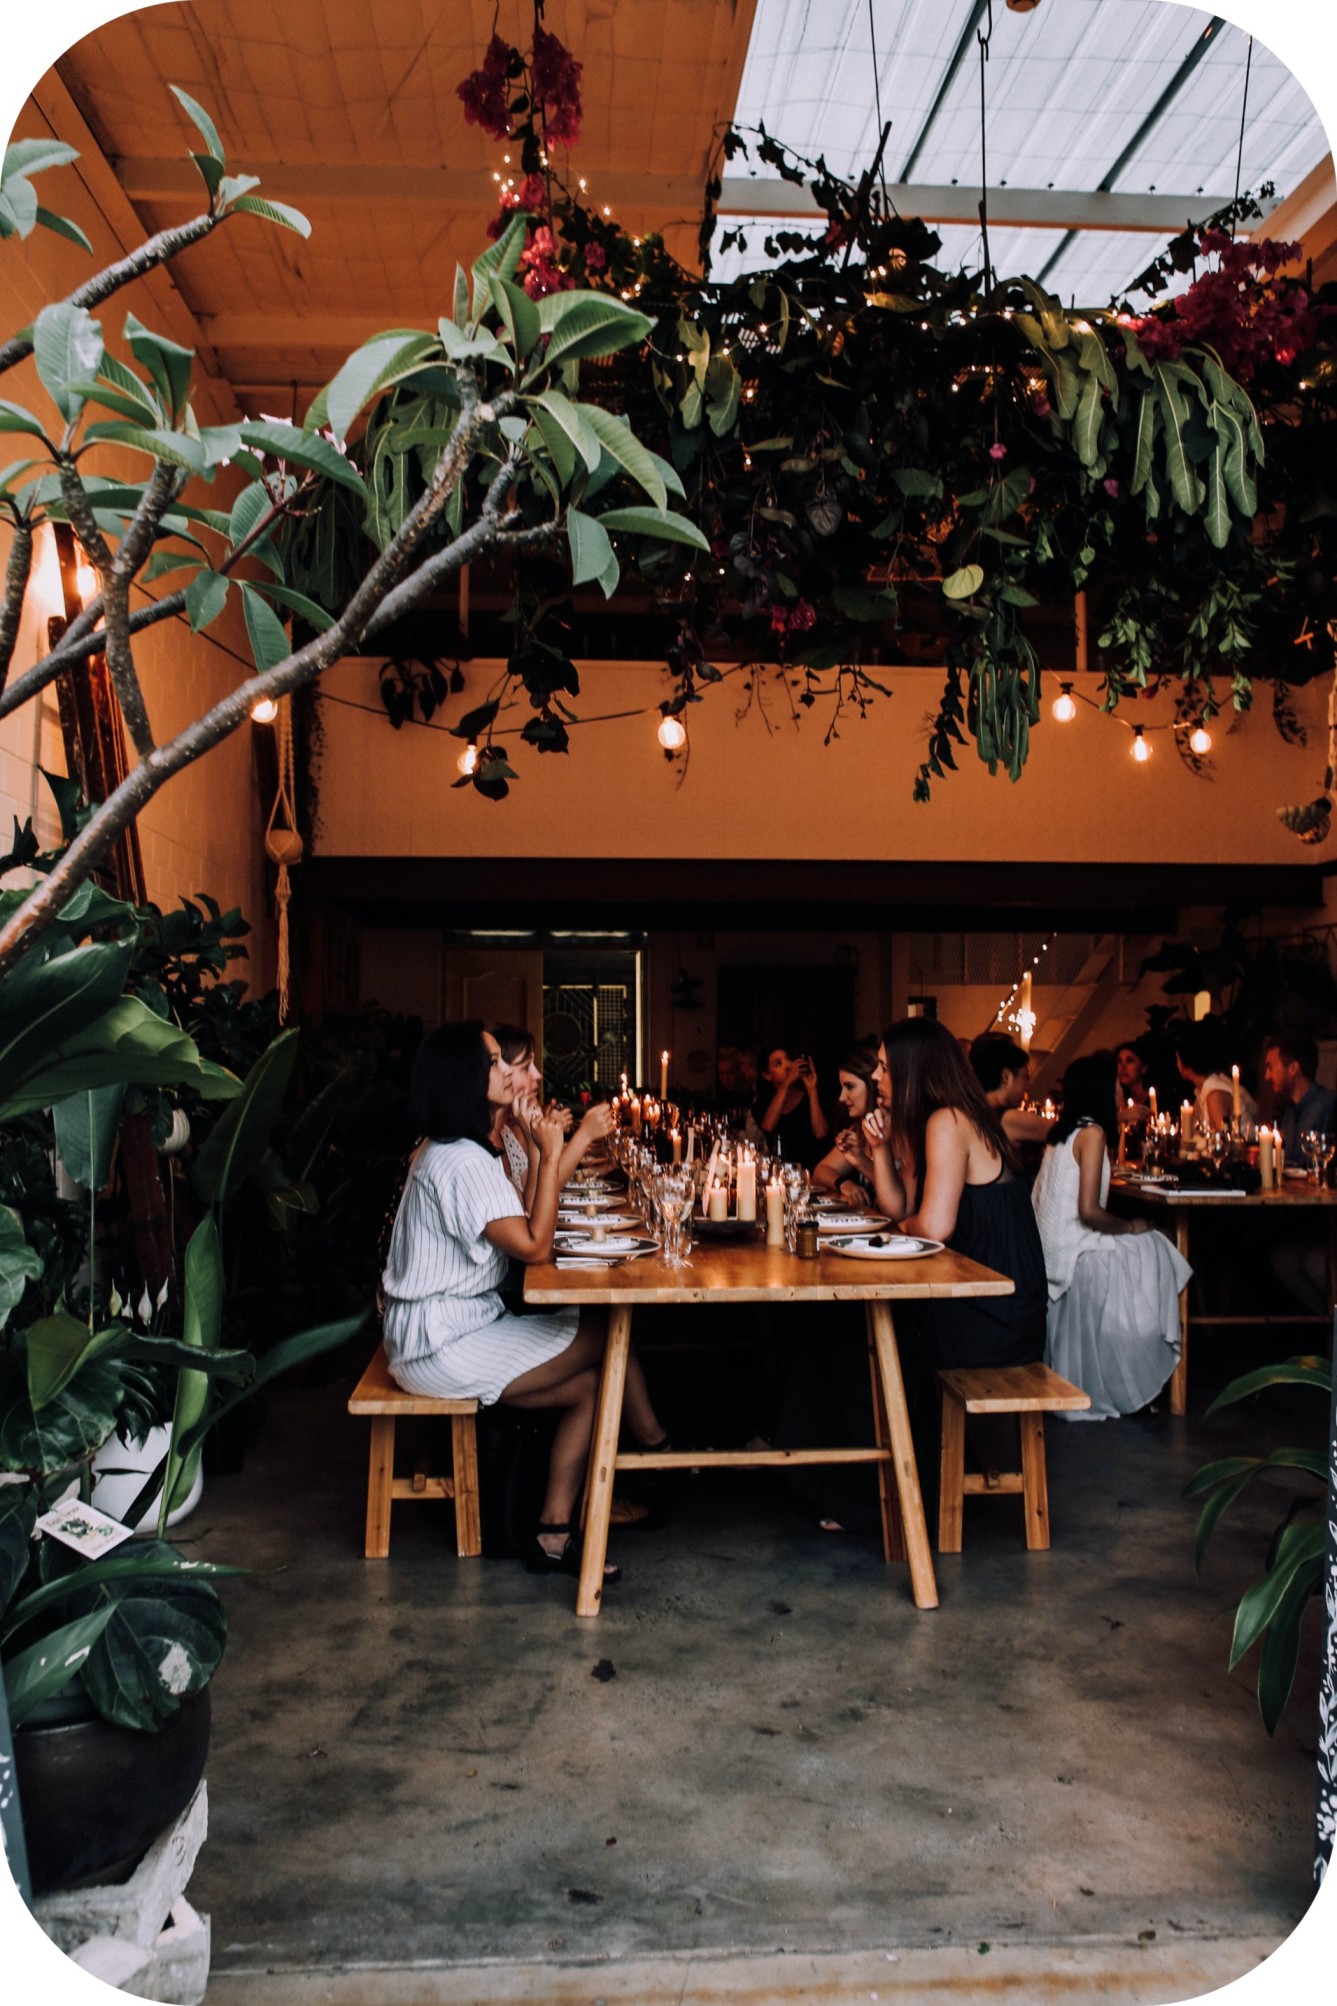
[862,1017,1046,1368]
[1031,1051,1189,1419]
[381,1022,668,1578]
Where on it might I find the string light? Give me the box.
[250,695,278,725]
[457,741,479,776]
[1131,725,1150,763]
[1051,682,1076,723]
[657,715,687,752]
[1189,722,1213,754]
[993,932,1058,1030]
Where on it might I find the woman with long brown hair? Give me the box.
[863,1017,1046,1368]
[811,1035,880,1204]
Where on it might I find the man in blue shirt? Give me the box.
[1263,1033,1337,1161]
[1263,1031,1335,1317]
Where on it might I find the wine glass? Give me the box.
[658,1168,695,1268]
[782,1164,810,1253]
[1300,1128,1323,1186]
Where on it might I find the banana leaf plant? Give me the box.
[1185,1353,1332,1732]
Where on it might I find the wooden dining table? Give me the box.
[524,1236,1014,1617]
[1108,1174,1337,1415]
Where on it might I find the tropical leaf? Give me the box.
[528,390,600,474]
[942,564,985,600]
[239,582,292,674]
[32,302,104,423]
[162,1213,222,1521]
[567,507,616,591]
[4,1606,116,1727]
[239,420,366,495]
[470,212,529,320]
[1073,371,1103,468]
[572,404,666,508]
[192,1030,299,1204]
[229,195,311,237]
[1130,388,1158,497]
[532,294,652,374]
[81,422,205,473]
[124,313,193,420]
[317,332,438,447]
[51,1082,125,1190]
[1203,441,1231,550]
[169,86,224,164]
[80,1570,228,1730]
[488,273,540,364]
[1256,1552,1324,1732]
[0,1205,43,1332]
[186,567,230,633]
[1206,1356,1332,1414]
[594,506,708,549]
[1153,363,1203,514]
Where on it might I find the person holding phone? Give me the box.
[754,1043,830,1167]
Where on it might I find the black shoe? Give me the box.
[525,1523,621,1582]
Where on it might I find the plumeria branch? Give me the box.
[0,517,34,690]
[0,214,224,379]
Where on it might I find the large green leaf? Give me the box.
[169,86,223,165]
[3,1544,242,1644]
[161,1214,223,1523]
[229,194,312,238]
[124,313,194,421]
[1073,371,1103,468]
[0,1351,124,1477]
[1207,1356,1332,1414]
[1229,1519,1327,1668]
[1203,441,1230,550]
[52,1082,126,1190]
[1130,388,1158,498]
[3,995,211,1121]
[186,566,230,633]
[529,390,600,474]
[192,1029,299,1204]
[81,421,205,473]
[173,1312,371,1469]
[239,582,292,674]
[80,1570,228,1730]
[4,1605,116,1727]
[1255,1551,1324,1733]
[29,1309,105,1414]
[1153,363,1204,514]
[4,139,80,181]
[0,1205,43,1333]
[317,332,438,447]
[532,295,652,374]
[0,937,132,1121]
[0,398,47,439]
[592,506,708,550]
[32,302,104,424]
[488,273,540,365]
[572,404,667,508]
[238,421,367,495]
[470,212,529,322]
[0,1485,38,1614]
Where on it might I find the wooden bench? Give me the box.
[937,1362,1091,1553]
[348,1346,482,1559]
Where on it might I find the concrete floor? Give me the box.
[184,1324,1325,2003]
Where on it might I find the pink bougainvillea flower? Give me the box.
[457,34,513,139]
[1102,476,1120,499]
[532,25,583,146]
[585,241,607,271]
[988,441,1007,461]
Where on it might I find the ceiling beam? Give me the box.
[114,156,1254,238]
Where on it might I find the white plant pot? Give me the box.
[91,1424,204,1536]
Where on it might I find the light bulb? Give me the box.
[457,741,479,776]
[657,715,687,752]
[1131,727,1150,764]
[250,695,278,725]
[1051,683,1076,723]
[1189,723,1212,755]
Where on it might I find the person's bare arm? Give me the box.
[1073,1124,1149,1234]
[555,1102,616,1187]
[1202,1088,1231,1132]
[1002,1108,1056,1145]
[758,1061,799,1134]
[901,1108,968,1242]
[863,1108,912,1220]
[797,1056,829,1141]
[485,1111,566,1261]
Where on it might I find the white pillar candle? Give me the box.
[765,1178,785,1247]
[660,1049,669,1100]
[1258,1126,1274,1190]
[1148,1086,1158,1120]
[707,1180,728,1222]
[630,1096,642,1135]
[736,1153,757,1222]
[1180,1101,1194,1143]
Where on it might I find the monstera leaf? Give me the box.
[79,1566,228,1729]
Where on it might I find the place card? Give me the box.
[36,1496,136,1558]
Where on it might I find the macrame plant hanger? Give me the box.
[264,694,303,1021]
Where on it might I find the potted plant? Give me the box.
[0,879,365,1892]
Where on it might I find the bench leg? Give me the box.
[1019,1412,1050,1551]
[937,1393,965,1554]
[451,1414,483,1558]
[365,1416,395,1559]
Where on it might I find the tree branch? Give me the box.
[0,518,34,692]
[0,388,514,975]
[0,590,187,724]
[100,459,186,758]
[0,213,224,378]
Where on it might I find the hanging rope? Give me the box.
[1231,34,1254,228]
[264,693,303,1021]
[868,0,888,205]
[977,0,995,291]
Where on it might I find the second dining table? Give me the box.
[524,1231,1015,1617]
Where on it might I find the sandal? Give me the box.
[609,1495,653,1527]
[525,1522,621,1583]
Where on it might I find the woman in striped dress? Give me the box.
[382,1022,667,1576]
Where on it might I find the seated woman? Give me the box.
[380,1022,667,1577]
[492,1022,616,1203]
[1115,1039,1152,1128]
[1175,1019,1258,1134]
[863,1018,1047,1369]
[754,1043,830,1167]
[1031,1051,1190,1420]
[968,1032,1056,1147]
[812,1037,880,1205]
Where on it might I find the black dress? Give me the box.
[930,1165,1047,1368]
[754,1088,826,1168]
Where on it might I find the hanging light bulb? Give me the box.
[1189,722,1212,755]
[1131,725,1150,764]
[1051,682,1077,723]
[75,555,99,603]
[1006,0,1043,11]
[657,714,687,752]
[456,741,479,776]
[250,695,278,725]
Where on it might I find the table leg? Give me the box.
[866,1332,904,1562]
[1170,1214,1191,1417]
[865,1303,938,1610]
[576,1303,632,1618]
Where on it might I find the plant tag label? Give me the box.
[36,1497,136,1558]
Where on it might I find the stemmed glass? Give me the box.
[1317,1132,1335,1187]
[782,1164,810,1254]
[1301,1129,1332,1186]
[658,1168,695,1268]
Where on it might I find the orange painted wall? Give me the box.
[312,655,1331,869]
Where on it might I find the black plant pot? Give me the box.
[14,1686,211,1896]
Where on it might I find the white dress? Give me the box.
[1196,1072,1258,1128]
[1031,1124,1191,1420]
[381,1139,577,1404]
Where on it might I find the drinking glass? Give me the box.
[659,1168,695,1268]
[1300,1129,1323,1185]
[782,1164,810,1253]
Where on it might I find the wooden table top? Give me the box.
[524,1240,1014,1306]
[1110,1176,1337,1210]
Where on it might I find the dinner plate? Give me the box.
[815,1212,890,1235]
[825,1234,945,1260]
[554,1231,658,1256]
[570,1178,618,1193]
[559,1192,626,1210]
[806,1193,847,1211]
[558,1210,642,1229]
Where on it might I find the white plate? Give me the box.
[558,1210,642,1229]
[554,1232,658,1256]
[570,1178,618,1193]
[816,1212,890,1235]
[825,1234,945,1260]
[559,1192,626,1211]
